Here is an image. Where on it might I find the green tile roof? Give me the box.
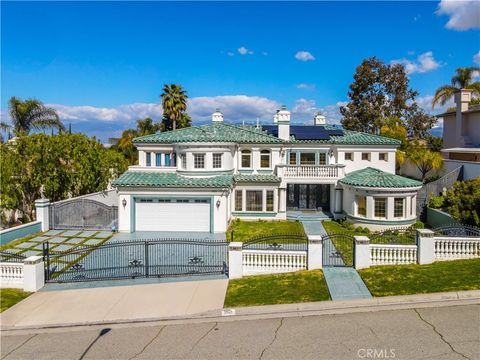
[340,167,422,188]
[112,172,233,188]
[233,174,281,183]
[133,123,284,144]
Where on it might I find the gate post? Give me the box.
[307,235,323,269]
[354,236,370,270]
[23,256,45,292]
[417,229,435,264]
[228,242,243,279]
[35,198,50,232]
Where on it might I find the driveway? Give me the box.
[0,278,228,329]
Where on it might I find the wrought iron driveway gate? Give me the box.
[322,234,355,267]
[49,199,118,230]
[43,239,228,283]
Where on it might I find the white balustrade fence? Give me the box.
[242,250,307,276]
[283,165,340,179]
[370,245,417,266]
[0,262,24,289]
[434,237,480,260]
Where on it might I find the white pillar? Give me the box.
[417,229,435,264]
[35,198,50,232]
[228,242,243,279]
[23,256,44,292]
[307,235,323,269]
[366,196,374,219]
[354,235,370,269]
[278,188,286,213]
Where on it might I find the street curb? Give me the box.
[1,290,479,333]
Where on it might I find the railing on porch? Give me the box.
[277,165,345,179]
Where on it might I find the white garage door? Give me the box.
[135,200,210,232]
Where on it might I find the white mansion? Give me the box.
[113,107,422,233]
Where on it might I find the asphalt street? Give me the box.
[1,304,479,360]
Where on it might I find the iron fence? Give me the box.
[432,223,480,237]
[0,250,26,263]
[370,227,417,245]
[322,233,355,267]
[43,239,228,283]
[242,233,308,251]
[49,198,118,231]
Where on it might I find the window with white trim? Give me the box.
[362,153,370,161]
[394,198,404,218]
[357,196,366,217]
[318,153,327,165]
[289,152,297,165]
[213,153,222,169]
[246,190,263,211]
[266,190,274,212]
[345,152,353,161]
[235,190,243,211]
[260,150,271,168]
[374,198,386,218]
[181,154,186,169]
[379,153,388,161]
[146,152,151,166]
[241,150,252,168]
[193,154,205,169]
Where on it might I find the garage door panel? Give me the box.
[135,201,210,232]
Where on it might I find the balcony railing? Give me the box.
[277,165,345,179]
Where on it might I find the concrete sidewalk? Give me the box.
[0,278,228,329]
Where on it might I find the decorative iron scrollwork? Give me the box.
[72,263,84,271]
[268,242,283,250]
[188,256,204,265]
[129,259,143,267]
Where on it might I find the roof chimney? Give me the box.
[314,112,326,125]
[454,89,472,146]
[212,108,224,122]
[276,105,290,141]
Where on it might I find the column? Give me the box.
[228,242,243,279]
[35,198,50,232]
[307,235,323,269]
[417,229,435,264]
[23,256,45,292]
[366,196,374,219]
[278,188,286,213]
[354,236,370,269]
[387,197,394,220]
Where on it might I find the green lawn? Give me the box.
[224,270,330,307]
[1,288,32,312]
[359,259,480,297]
[227,219,305,242]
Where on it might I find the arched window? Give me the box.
[241,150,252,168]
[260,150,271,168]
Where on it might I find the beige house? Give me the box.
[438,89,480,180]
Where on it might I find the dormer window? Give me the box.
[146,152,152,166]
[213,153,222,169]
[155,153,161,167]
[260,150,271,168]
[194,154,205,169]
[241,150,252,168]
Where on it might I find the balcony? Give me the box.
[276,164,345,181]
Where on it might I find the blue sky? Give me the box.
[1,1,479,141]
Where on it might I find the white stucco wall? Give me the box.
[336,146,396,174]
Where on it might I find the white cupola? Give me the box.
[314,112,326,125]
[212,108,224,122]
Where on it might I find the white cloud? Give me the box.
[296,83,316,90]
[414,95,455,114]
[227,52,234,57]
[238,46,253,55]
[474,51,480,64]
[290,99,345,124]
[262,51,268,56]
[391,51,443,74]
[413,14,421,22]
[436,0,480,31]
[295,51,315,62]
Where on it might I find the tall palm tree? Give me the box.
[7,97,64,136]
[160,84,188,130]
[136,117,160,136]
[432,67,480,109]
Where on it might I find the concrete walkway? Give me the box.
[323,267,372,300]
[0,278,228,329]
[301,220,372,300]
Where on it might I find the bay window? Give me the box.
[193,154,205,169]
[374,198,386,218]
[246,190,263,211]
[235,190,243,211]
[266,190,274,211]
[394,198,404,218]
[357,196,366,217]
[213,153,222,169]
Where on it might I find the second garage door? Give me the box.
[135,199,211,232]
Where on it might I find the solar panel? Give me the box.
[261,125,343,140]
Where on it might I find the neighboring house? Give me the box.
[112,107,422,233]
[438,89,480,180]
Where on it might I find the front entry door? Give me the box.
[287,184,330,210]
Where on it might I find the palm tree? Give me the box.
[160,84,188,131]
[432,67,480,109]
[7,97,64,136]
[136,117,160,136]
